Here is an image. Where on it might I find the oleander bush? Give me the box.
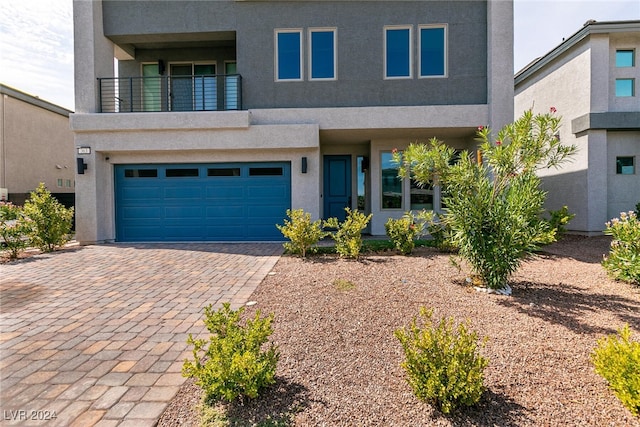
[602,211,640,285]
[22,183,74,252]
[591,324,640,416]
[324,208,372,259]
[277,208,327,257]
[183,302,279,404]
[395,307,489,415]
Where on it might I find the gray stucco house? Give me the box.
[71,0,513,244]
[515,20,640,234]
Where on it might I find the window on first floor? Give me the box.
[615,78,635,97]
[616,49,635,67]
[419,25,446,77]
[410,179,434,210]
[616,157,635,175]
[384,26,412,79]
[310,28,336,80]
[276,29,303,81]
[381,151,402,209]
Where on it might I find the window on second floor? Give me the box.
[616,50,635,67]
[615,78,635,97]
[384,26,412,79]
[275,29,303,81]
[310,28,337,80]
[419,25,446,77]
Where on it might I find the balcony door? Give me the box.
[170,63,216,111]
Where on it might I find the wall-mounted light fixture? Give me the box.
[301,157,308,174]
[77,158,88,174]
[360,156,369,172]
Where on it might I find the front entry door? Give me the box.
[323,155,352,221]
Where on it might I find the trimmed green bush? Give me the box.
[182,302,279,403]
[385,212,423,255]
[591,324,640,416]
[22,183,74,252]
[545,205,575,237]
[324,208,372,259]
[276,208,327,257]
[395,307,488,415]
[602,211,640,285]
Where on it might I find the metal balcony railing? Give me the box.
[97,74,242,113]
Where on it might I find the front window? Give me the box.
[381,152,402,209]
[310,28,336,80]
[615,79,635,97]
[616,50,635,67]
[410,179,434,210]
[616,157,635,175]
[384,26,412,79]
[419,26,446,77]
[276,29,303,81]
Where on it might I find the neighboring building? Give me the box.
[0,84,75,207]
[71,0,513,244]
[515,20,640,234]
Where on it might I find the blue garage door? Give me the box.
[115,162,291,242]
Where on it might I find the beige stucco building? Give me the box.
[515,20,640,234]
[0,84,75,206]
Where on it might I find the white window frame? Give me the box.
[275,28,304,82]
[383,25,413,80]
[418,24,448,79]
[308,27,337,81]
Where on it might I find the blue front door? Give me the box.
[114,162,291,242]
[323,155,352,221]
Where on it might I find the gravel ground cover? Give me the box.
[159,235,640,426]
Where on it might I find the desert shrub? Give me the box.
[276,209,327,257]
[395,307,488,415]
[0,202,32,259]
[385,211,424,255]
[545,205,575,236]
[423,212,458,253]
[182,302,279,404]
[324,208,372,259]
[602,211,640,285]
[22,183,74,252]
[394,109,576,292]
[591,324,640,416]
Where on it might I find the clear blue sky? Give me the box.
[1,0,638,111]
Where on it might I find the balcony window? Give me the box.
[276,29,303,81]
[419,26,446,77]
[170,63,216,111]
[310,28,336,80]
[385,26,412,79]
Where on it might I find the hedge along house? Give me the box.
[71,0,513,244]
[515,20,640,234]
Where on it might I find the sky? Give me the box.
[0,0,639,112]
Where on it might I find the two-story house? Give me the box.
[515,20,640,234]
[71,0,513,244]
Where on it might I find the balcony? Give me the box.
[98,74,242,113]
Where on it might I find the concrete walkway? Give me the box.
[0,243,282,426]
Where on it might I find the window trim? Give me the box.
[308,27,337,81]
[275,28,304,82]
[418,24,447,78]
[384,25,413,80]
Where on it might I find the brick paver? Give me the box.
[0,243,281,426]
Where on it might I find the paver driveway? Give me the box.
[0,243,282,426]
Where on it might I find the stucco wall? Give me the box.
[607,131,640,220]
[0,92,74,198]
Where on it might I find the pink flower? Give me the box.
[550,106,557,113]
[477,126,484,131]
[496,140,502,146]
[391,148,398,154]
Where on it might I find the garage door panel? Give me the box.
[115,162,290,241]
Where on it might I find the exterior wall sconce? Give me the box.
[77,158,88,174]
[301,157,308,174]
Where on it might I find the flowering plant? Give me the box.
[602,211,640,285]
